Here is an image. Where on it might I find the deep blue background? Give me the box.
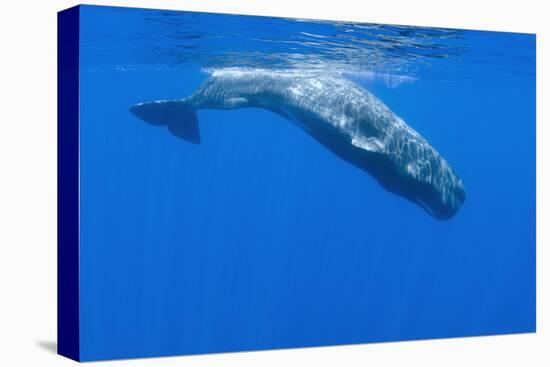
[77,5,535,361]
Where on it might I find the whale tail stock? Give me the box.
[130,99,200,144]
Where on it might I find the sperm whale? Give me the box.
[130,69,465,219]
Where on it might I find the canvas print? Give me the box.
[58,4,536,362]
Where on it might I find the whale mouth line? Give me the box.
[416,196,437,218]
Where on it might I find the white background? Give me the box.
[0,0,547,365]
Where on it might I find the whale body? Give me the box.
[130,69,465,220]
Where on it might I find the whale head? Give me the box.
[364,131,466,220]
[396,143,466,220]
[410,166,466,220]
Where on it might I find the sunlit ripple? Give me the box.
[135,11,467,77]
[81,8,535,82]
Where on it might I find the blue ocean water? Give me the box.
[77,5,536,361]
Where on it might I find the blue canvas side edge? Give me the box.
[57,5,81,362]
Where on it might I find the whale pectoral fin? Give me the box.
[351,137,385,153]
[130,100,200,144]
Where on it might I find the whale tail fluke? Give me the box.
[130,100,200,144]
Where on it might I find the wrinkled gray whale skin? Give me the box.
[131,69,465,220]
